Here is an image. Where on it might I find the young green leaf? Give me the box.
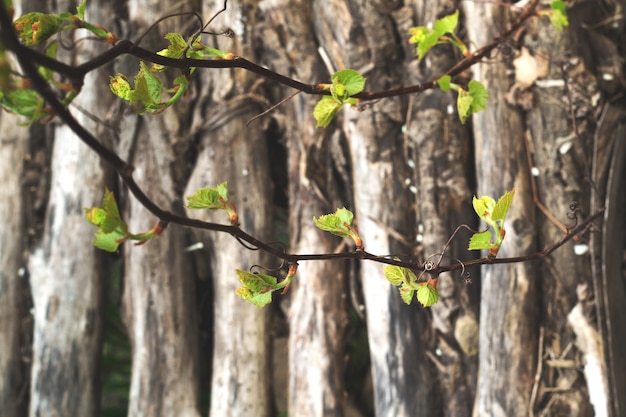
[109,74,132,101]
[437,75,451,92]
[84,188,130,252]
[433,10,459,35]
[332,69,366,96]
[457,80,488,124]
[185,182,229,210]
[472,195,496,222]
[492,189,515,221]
[235,270,278,308]
[416,282,439,307]
[76,0,86,20]
[384,265,417,287]
[468,230,496,251]
[547,0,568,31]
[408,26,440,60]
[313,96,342,128]
[313,207,353,237]
[399,284,415,305]
[14,12,66,46]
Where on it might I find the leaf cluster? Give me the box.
[384,264,439,307]
[468,189,515,257]
[313,69,366,128]
[408,10,468,60]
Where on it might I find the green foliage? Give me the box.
[110,33,230,113]
[538,0,568,31]
[85,188,130,252]
[437,75,451,92]
[383,264,439,307]
[85,188,160,252]
[185,182,238,224]
[235,265,297,308]
[457,80,488,124]
[313,207,363,249]
[408,10,468,59]
[468,189,515,257]
[313,69,365,128]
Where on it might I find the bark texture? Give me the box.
[185,2,273,416]
[258,1,350,416]
[0,112,28,417]
[464,4,539,416]
[3,1,626,417]
[119,1,201,416]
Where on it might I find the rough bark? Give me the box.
[394,2,480,415]
[24,0,116,415]
[313,1,435,416]
[0,113,28,417]
[258,2,350,416]
[184,2,273,416]
[463,3,539,416]
[119,1,201,416]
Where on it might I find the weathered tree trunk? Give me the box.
[258,2,351,416]
[0,111,28,417]
[119,1,201,416]
[313,2,436,416]
[184,2,273,416]
[464,3,539,416]
[395,2,480,415]
[25,0,118,415]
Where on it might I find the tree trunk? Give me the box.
[119,1,201,415]
[0,111,28,417]
[25,0,116,414]
[258,2,351,416]
[184,2,273,416]
[4,1,626,416]
[312,2,436,415]
[464,3,539,416]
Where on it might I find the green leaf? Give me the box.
[492,189,515,221]
[14,12,65,46]
[433,10,459,35]
[313,207,353,237]
[399,284,415,305]
[130,62,162,111]
[38,42,58,81]
[235,270,278,308]
[84,188,129,252]
[332,69,366,96]
[384,265,417,287]
[313,96,342,128]
[416,283,439,307]
[472,195,495,221]
[186,182,229,210]
[468,80,488,113]
[109,74,132,101]
[457,80,488,124]
[549,0,568,31]
[437,75,451,92]
[468,230,496,250]
[457,93,473,124]
[76,0,86,20]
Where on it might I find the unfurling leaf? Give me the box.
[492,189,515,221]
[84,188,129,252]
[313,207,362,248]
[235,270,278,308]
[468,230,496,251]
[332,69,366,97]
[399,284,416,305]
[185,182,229,210]
[457,80,488,124]
[416,282,439,307]
[433,10,459,35]
[437,75,451,92]
[384,264,417,287]
[313,96,342,128]
[472,195,496,221]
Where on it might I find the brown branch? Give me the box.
[13,0,540,102]
[0,0,590,279]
